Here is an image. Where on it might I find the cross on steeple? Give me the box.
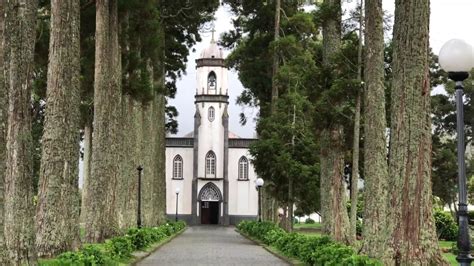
[211,27,216,43]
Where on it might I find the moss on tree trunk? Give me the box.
[386,0,446,264]
[3,0,38,263]
[361,0,391,259]
[319,0,350,244]
[83,0,122,242]
[0,0,7,262]
[320,128,350,243]
[35,0,81,257]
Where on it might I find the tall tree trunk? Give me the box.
[141,100,154,226]
[3,0,38,263]
[81,121,92,223]
[261,0,282,224]
[287,104,296,232]
[153,30,167,224]
[387,0,445,264]
[0,0,7,262]
[321,128,351,243]
[319,0,350,244]
[35,0,81,257]
[361,0,390,259]
[271,0,280,112]
[83,0,122,242]
[350,0,363,244]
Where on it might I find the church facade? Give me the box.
[165,39,259,225]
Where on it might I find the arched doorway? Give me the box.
[198,182,222,224]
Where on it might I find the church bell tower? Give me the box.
[191,33,230,225]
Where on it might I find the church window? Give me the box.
[173,155,183,179]
[208,106,215,122]
[238,156,249,180]
[205,151,216,177]
[207,72,216,93]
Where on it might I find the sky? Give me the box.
[168,0,474,138]
[78,0,474,187]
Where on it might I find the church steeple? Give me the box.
[195,33,228,96]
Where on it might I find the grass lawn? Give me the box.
[297,231,322,237]
[294,222,322,230]
[443,253,457,265]
[438,241,457,265]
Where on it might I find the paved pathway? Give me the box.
[138,226,289,266]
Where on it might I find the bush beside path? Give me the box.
[39,221,186,265]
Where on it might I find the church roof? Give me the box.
[199,36,223,59]
[183,131,240,139]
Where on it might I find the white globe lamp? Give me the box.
[439,38,473,265]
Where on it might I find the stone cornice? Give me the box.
[195,94,229,104]
[196,58,226,68]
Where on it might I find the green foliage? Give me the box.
[305,218,315,224]
[250,91,320,212]
[237,220,381,265]
[430,64,474,206]
[106,236,134,260]
[40,221,186,265]
[222,0,303,116]
[56,244,114,265]
[434,209,458,241]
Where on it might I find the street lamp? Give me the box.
[175,187,180,222]
[439,38,474,266]
[256,178,264,222]
[137,165,143,228]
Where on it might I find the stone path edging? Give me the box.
[129,227,188,265]
[235,229,303,266]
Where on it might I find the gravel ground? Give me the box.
[137,225,289,266]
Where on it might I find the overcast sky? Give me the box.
[79,0,474,187]
[168,0,474,138]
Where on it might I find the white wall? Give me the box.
[196,102,225,179]
[166,147,193,215]
[228,148,259,216]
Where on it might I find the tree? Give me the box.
[82,0,122,242]
[35,0,81,257]
[251,92,319,231]
[349,0,363,244]
[0,0,7,262]
[318,0,351,244]
[386,0,445,263]
[360,0,390,259]
[2,0,38,263]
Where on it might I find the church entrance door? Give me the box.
[201,201,219,224]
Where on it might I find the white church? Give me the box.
[165,38,260,225]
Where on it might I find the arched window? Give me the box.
[208,106,215,122]
[173,155,183,179]
[207,72,216,93]
[205,151,216,177]
[238,156,249,180]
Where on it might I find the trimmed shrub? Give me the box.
[237,220,381,265]
[42,221,186,266]
[305,217,315,224]
[106,236,134,259]
[434,209,458,241]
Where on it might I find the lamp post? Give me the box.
[137,165,143,228]
[439,39,474,266]
[175,187,180,222]
[256,178,264,222]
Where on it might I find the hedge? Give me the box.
[237,220,381,266]
[40,221,186,265]
[434,209,458,241]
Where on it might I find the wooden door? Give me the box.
[201,201,210,224]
